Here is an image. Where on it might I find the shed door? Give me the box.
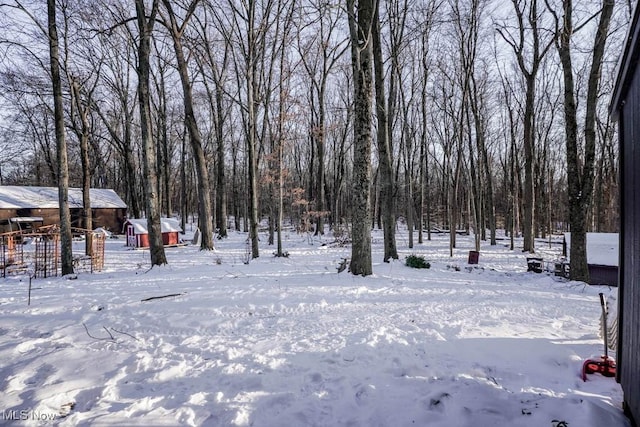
[127,225,136,247]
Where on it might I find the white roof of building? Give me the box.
[126,218,182,234]
[564,232,619,267]
[0,186,127,209]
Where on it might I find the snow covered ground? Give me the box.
[0,227,629,426]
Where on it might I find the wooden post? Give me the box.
[44,239,48,278]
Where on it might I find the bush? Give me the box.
[406,254,430,269]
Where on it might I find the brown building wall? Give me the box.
[1,207,127,234]
[0,209,18,233]
[0,209,18,222]
[85,208,126,233]
[0,208,59,227]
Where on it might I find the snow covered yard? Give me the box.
[0,229,629,426]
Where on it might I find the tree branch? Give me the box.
[83,323,115,341]
[141,292,186,302]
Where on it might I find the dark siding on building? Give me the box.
[613,6,640,421]
[588,265,618,287]
[621,85,640,425]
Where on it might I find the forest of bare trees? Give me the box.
[0,0,630,278]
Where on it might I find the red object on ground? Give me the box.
[582,293,617,381]
[582,355,617,381]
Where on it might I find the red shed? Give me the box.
[125,218,182,248]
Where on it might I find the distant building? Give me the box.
[562,232,618,286]
[124,218,182,248]
[610,1,640,424]
[0,186,127,233]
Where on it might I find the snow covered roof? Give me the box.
[125,218,182,234]
[564,232,619,267]
[0,186,127,209]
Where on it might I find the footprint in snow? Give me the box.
[24,363,56,387]
[355,385,374,405]
[428,392,451,412]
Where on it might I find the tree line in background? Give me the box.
[0,0,630,279]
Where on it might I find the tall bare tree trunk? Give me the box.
[509,104,518,251]
[347,0,374,276]
[181,130,187,232]
[246,0,260,258]
[70,79,93,256]
[161,0,214,250]
[275,0,295,256]
[371,0,397,261]
[216,79,228,238]
[48,0,74,275]
[276,113,285,256]
[315,85,327,236]
[498,0,554,253]
[418,134,425,245]
[135,0,167,266]
[231,141,241,231]
[403,127,414,249]
[522,76,536,253]
[419,22,435,243]
[475,110,496,246]
[552,0,614,282]
[152,54,172,218]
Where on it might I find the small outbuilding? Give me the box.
[124,218,182,248]
[562,232,619,286]
[0,186,127,233]
[610,1,640,424]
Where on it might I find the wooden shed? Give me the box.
[611,2,640,424]
[124,218,182,248]
[0,186,127,233]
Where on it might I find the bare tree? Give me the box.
[246,0,261,259]
[347,0,374,276]
[497,0,555,253]
[135,0,167,266]
[546,0,615,281]
[296,0,348,237]
[70,77,95,255]
[496,61,522,252]
[416,0,441,245]
[270,0,296,256]
[329,69,353,236]
[160,0,215,250]
[193,3,234,238]
[47,0,74,275]
[371,0,398,261]
[431,58,465,257]
[59,1,103,255]
[225,0,273,258]
[150,40,173,219]
[91,27,143,219]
